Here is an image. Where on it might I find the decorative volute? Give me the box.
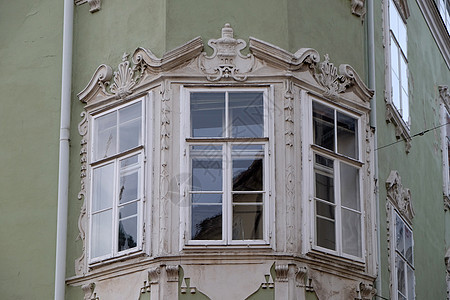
[386,170,415,224]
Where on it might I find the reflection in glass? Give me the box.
[397,255,406,296]
[191,93,225,137]
[191,145,223,191]
[316,217,335,250]
[316,201,334,220]
[119,202,137,219]
[337,112,358,159]
[118,216,137,251]
[315,173,334,204]
[229,92,264,138]
[342,209,362,257]
[119,171,139,204]
[340,163,360,210]
[313,101,335,151]
[91,210,112,258]
[191,193,222,204]
[191,204,222,240]
[407,265,415,299]
[232,145,264,191]
[232,204,263,240]
[92,164,114,212]
[405,225,413,264]
[119,102,142,152]
[96,112,117,160]
[396,215,405,255]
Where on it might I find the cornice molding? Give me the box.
[393,0,410,22]
[416,0,450,69]
[75,0,101,13]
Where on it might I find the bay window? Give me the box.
[310,99,363,259]
[90,99,144,262]
[182,88,271,245]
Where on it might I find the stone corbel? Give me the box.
[74,0,101,13]
[148,266,161,284]
[355,282,376,300]
[350,0,366,18]
[445,247,450,299]
[82,283,95,300]
[165,265,179,282]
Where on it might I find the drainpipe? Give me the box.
[54,0,73,299]
[367,0,382,296]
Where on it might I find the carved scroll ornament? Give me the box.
[386,170,414,223]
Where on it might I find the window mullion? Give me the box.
[335,159,342,255]
[225,142,231,244]
[225,92,229,138]
[113,158,119,257]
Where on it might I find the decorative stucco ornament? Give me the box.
[355,282,376,300]
[74,0,101,13]
[199,23,254,81]
[315,54,352,98]
[440,85,450,112]
[350,0,366,17]
[445,247,450,299]
[110,53,137,99]
[386,170,415,223]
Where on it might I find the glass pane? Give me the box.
[91,210,112,258]
[191,204,222,240]
[313,102,335,151]
[316,201,335,220]
[397,255,406,295]
[396,215,405,254]
[95,112,117,160]
[233,193,263,203]
[119,171,139,204]
[92,163,114,212]
[405,225,413,265]
[400,57,408,92]
[118,216,137,251]
[401,89,409,124]
[191,92,225,137]
[191,193,222,204]
[119,119,141,152]
[342,209,362,257]
[229,92,264,138]
[232,204,263,240]
[119,101,141,123]
[120,155,139,169]
[315,154,333,168]
[392,70,401,110]
[399,21,407,54]
[391,38,399,77]
[340,163,360,211]
[316,217,335,250]
[407,265,415,299]
[315,173,334,203]
[390,0,399,36]
[337,112,358,159]
[232,145,264,191]
[191,145,223,191]
[119,202,137,219]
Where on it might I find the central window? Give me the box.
[310,99,363,259]
[182,88,271,245]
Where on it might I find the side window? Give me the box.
[438,0,450,33]
[311,100,363,259]
[389,0,409,126]
[90,100,144,262]
[393,212,415,300]
[182,89,271,245]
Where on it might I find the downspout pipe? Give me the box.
[367,0,382,296]
[54,0,73,299]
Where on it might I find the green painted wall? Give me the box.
[374,0,450,299]
[0,0,63,299]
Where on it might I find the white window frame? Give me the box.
[179,86,274,247]
[388,0,410,127]
[438,0,450,34]
[304,95,365,262]
[389,208,415,300]
[88,97,147,264]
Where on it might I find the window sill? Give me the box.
[88,250,146,270]
[182,243,274,253]
[385,102,411,152]
[306,249,366,273]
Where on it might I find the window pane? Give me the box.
[315,173,334,203]
[232,145,264,191]
[340,163,360,210]
[391,38,399,77]
[337,112,358,159]
[92,163,114,212]
[119,119,141,153]
[91,210,112,258]
[119,202,137,219]
[229,92,264,138]
[191,204,222,240]
[191,193,222,204]
[232,204,263,240]
[392,70,401,110]
[95,111,117,160]
[191,145,223,191]
[401,89,409,124]
[398,21,407,54]
[233,193,263,203]
[342,209,362,257]
[316,217,336,250]
[119,171,139,204]
[405,225,413,265]
[313,102,335,151]
[191,92,225,137]
[407,265,415,299]
[118,216,137,251]
[397,255,406,295]
[316,201,335,220]
[120,154,139,169]
[390,0,399,37]
[396,215,405,255]
[400,56,408,92]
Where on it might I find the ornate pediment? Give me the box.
[386,170,414,224]
[393,0,410,22]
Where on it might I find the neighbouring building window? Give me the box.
[438,0,450,33]
[181,88,271,245]
[393,211,415,300]
[389,0,409,126]
[310,99,363,259]
[89,99,144,262]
